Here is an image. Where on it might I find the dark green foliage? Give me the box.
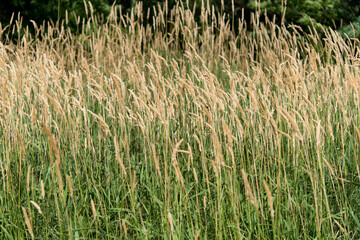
[0,0,128,27]
[337,16,360,38]
[1,0,360,34]
[247,0,360,32]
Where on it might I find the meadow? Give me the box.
[0,2,360,239]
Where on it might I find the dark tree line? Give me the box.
[0,0,359,37]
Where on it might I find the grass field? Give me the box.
[1,2,360,239]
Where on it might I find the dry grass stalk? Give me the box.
[263,180,274,218]
[269,117,278,139]
[22,207,34,238]
[278,130,292,141]
[55,161,64,196]
[333,219,345,233]
[87,110,111,136]
[111,73,125,106]
[121,219,128,237]
[27,166,31,192]
[91,199,97,225]
[194,230,201,240]
[222,119,235,145]
[354,125,360,145]
[323,158,335,176]
[40,119,60,164]
[131,170,137,192]
[327,112,334,141]
[151,144,162,180]
[16,129,26,157]
[192,167,198,184]
[167,212,174,237]
[241,169,257,208]
[171,139,185,187]
[30,201,43,215]
[114,137,127,175]
[212,128,224,170]
[66,175,74,198]
[41,180,45,199]
[316,120,321,150]
[67,112,79,143]
[43,91,63,115]
[193,134,203,152]
[280,107,303,140]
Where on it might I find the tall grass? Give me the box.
[0,1,360,239]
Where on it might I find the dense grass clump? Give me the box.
[0,2,360,239]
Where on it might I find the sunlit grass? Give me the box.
[0,2,360,239]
